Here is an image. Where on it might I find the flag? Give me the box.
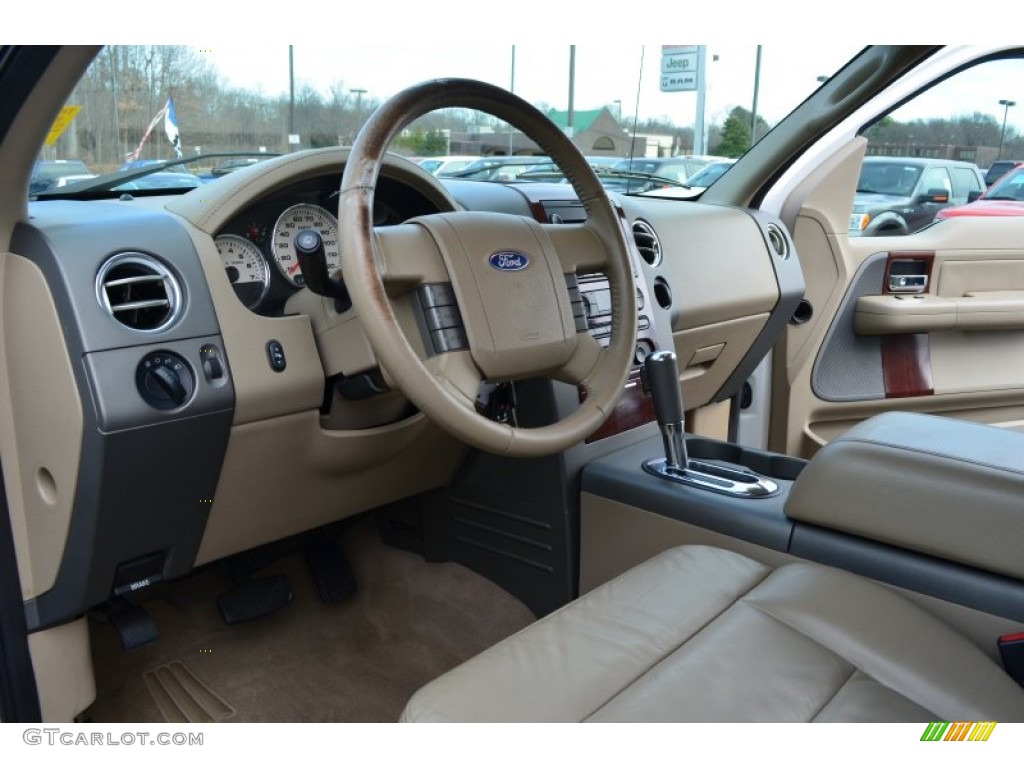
[164,97,182,159]
[128,103,167,162]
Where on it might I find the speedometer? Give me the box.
[215,234,270,309]
[271,203,341,287]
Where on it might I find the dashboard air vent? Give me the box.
[766,223,790,260]
[96,253,182,332]
[632,219,662,267]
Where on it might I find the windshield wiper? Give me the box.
[595,169,691,192]
[33,151,280,197]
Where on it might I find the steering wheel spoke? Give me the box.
[372,222,451,294]
[547,223,616,275]
[422,349,484,408]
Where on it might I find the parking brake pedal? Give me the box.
[92,595,159,651]
[305,534,356,604]
[216,575,293,625]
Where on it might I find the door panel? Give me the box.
[777,212,1024,457]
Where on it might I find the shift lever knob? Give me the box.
[644,350,688,470]
[645,350,685,426]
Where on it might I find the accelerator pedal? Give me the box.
[216,575,293,625]
[305,534,356,603]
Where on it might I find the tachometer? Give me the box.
[215,234,270,309]
[271,203,341,287]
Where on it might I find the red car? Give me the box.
[937,164,1024,218]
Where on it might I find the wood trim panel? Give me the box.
[584,377,655,443]
[881,333,934,398]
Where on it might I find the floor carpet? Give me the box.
[82,513,535,722]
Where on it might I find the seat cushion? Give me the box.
[401,546,1024,722]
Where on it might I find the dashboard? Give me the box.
[8,147,799,637]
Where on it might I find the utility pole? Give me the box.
[750,46,762,146]
[289,46,295,140]
[508,45,516,155]
[567,46,576,139]
[694,47,707,155]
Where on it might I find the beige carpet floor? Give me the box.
[82,513,535,722]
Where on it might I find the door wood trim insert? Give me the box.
[881,333,934,398]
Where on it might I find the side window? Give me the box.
[951,167,983,203]
[849,56,1024,237]
[920,167,952,198]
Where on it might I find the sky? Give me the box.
[16,2,1024,134]
[206,44,866,130]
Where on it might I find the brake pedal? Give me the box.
[216,575,293,625]
[305,535,356,604]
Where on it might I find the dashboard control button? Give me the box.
[266,340,287,372]
[200,344,225,381]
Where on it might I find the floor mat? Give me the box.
[143,661,235,723]
[83,513,536,722]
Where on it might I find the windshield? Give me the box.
[856,162,924,197]
[36,45,863,197]
[986,167,1024,200]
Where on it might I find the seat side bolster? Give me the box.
[745,562,1024,722]
[401,546,770,723]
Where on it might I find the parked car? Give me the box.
[442,155,549,180]
[417,155,478,176]
[606,155,711,192]
[848,156,985,235]
[111,171,202,191]
[28,159,91,194]
[516,155,624,182]
[685,158,736,190]
[206,153,279,178]
[984,159,1022,186]
[8,45,1024,739]
[937,164,1024,219]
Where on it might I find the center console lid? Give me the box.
[786,411,1024,581]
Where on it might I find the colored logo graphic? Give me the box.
[921,722,997,741]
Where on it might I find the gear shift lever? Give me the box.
[642,351,779,498]
[644,350,689,471]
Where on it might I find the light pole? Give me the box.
[750,46,762,146]
[999,99,1016,160]
[508,46,516,155]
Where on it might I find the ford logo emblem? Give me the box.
[488,251,529,272]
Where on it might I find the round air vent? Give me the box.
[96,253,182,332]
[631,219,662,267]
[766,223,790,260]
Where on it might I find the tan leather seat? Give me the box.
[401,546,1024,722]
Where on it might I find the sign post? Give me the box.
[660,46,707,155]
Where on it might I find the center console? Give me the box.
[581,403,1024,627]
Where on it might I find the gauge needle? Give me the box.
[288,261,301,275]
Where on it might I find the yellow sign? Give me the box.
[44,106,81,146]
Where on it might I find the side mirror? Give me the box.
[919,188,949,204]
[967,190,983,203]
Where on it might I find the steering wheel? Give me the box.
[338,79,637,457]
